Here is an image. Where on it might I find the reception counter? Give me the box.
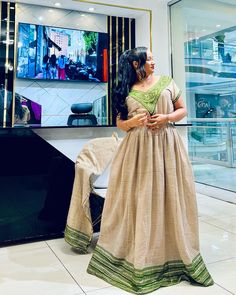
[0,127,124,245]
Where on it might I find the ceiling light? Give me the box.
[216,24,221,27]
[202,29,206,32]
[48,9,53,12]
[81,14,85,17]
[54,2,61,7]
[7,64,13,71]
[3,40,14,45]
[88,7,95,11]
[38,16,43,21]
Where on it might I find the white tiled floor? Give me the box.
[193,163,236,192]
[0,193,236,295]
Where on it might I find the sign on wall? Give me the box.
[195,93,236,118]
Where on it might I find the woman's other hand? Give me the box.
[146,114,168,129]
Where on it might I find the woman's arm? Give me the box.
[167,96,187,122]
[116,113,148,131]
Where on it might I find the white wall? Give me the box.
[92,0,171,76]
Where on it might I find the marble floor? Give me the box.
[193,163,236,193]
[0,193,236,295]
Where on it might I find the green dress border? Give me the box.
[64,225,90,253]
[87,245,214,294]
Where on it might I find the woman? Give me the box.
[87,47,213,294]
[10,94,30,125]
[49,54,58,79]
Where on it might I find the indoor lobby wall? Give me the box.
[97,0,171,76]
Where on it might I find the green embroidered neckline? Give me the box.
[129,76,172,114]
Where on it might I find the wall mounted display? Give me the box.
[16,22,108,83]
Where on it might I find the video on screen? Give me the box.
[16,23,108,82]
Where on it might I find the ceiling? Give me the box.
[216,0,236,5]
[8,0,147,18]
[171,0,236,41]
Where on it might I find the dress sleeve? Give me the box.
[170,79,182,103]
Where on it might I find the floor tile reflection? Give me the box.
[0,244,84,295]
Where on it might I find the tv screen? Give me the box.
[16,22,108,82]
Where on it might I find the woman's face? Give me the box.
[144,51,155,76]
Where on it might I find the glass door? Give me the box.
[169,0,236,193]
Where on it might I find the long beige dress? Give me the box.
[87,76,213,294]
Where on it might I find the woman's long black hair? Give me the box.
[113,46,148,120]
[9,93,24,120]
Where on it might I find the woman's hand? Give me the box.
[146,114,168,130]
[116,112,149,131]
[129,113,149,128]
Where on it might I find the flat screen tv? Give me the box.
[16,22,108,82]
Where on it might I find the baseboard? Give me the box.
[195,182,236,204]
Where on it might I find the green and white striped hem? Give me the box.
[64,225,90,253]
[87,245,214,294]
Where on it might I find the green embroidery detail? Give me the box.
[64,225,90,253]
[173,89,182,103]
[129,76,172,114]
[87,245,214,294]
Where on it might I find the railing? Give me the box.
[185,39,236,65]
[188,118,236,167]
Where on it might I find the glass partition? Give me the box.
[232,127,236,165]
[169,0,236,193]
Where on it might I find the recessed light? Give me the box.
[88,7,95,11]
[216,24,221,27]
[8,64,14,71]
[81,14,85,17]
[54,2,61,7]
[38,16,43,21]
[3,40,14,45]
[48,9,53,12]
[202,29,206,32]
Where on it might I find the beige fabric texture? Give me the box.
[96,78,200,269]
[66,134,120,243]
